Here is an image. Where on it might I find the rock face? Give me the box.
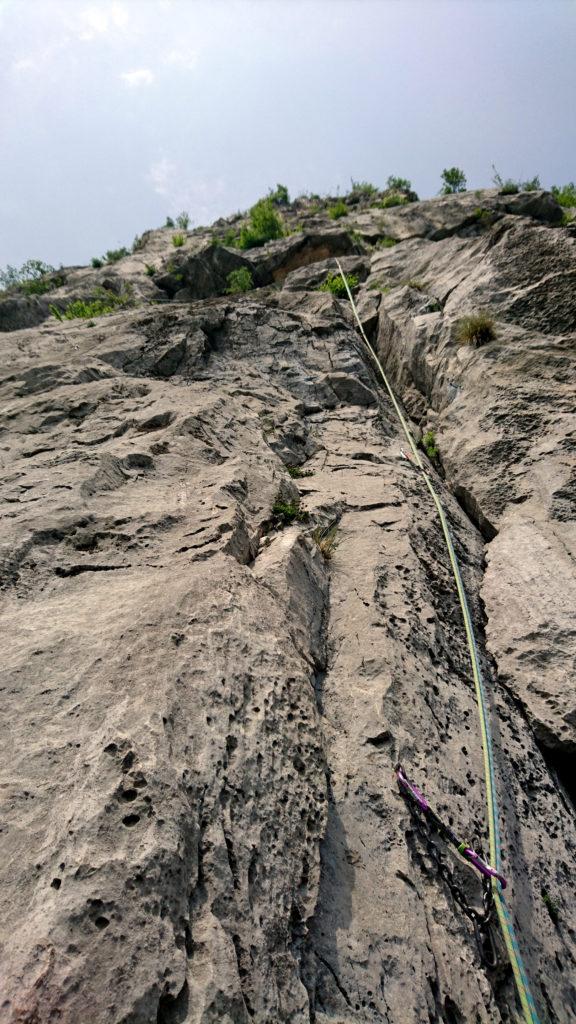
[0,189,575,1024]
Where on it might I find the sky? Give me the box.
[1,0,575,268]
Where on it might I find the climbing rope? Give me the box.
[335,260,541,1024]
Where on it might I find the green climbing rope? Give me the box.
[336,259,541,1024]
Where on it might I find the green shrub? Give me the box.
[379,193,409,208]
[0,258,57,291]
[287,465,313,478]
[328,200,348,220]
[387,175,412,192]
[456,312,496,346]
[377,236,397,248]
[347,228,365,246]
[474,207,494,224]
[238,198,284,249]
[176,211,190,229]
[20,273,65,296]
[268,183,290,206]
[561,210,575,226]
[165,216,175,228]
[349,180,377,198]
[50,285,134,321]
[271,499,307,528]
[91,257,104,268]
[492,166,518,194]
[226,267,254,294]
[145,264,157,276]
[421,429,439,464]
[492,166,540,195]
[172,233,185,248]
[551,183,576,207]
[317,271,359,297]
[132,234,144,252]
[440,167,467,194]
[222,228,239,247]
[105,247,129,263]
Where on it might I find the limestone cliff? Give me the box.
[0,186,575,1024]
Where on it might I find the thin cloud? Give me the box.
[120,68,155,88]
[147,158,177,197]
[146,159,228,224]
[11,56,36,73]
[162,47,198,72]
[77,3,129,41]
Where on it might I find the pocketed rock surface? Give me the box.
[0,189,575,1024]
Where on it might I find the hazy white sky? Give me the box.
[1,0,575,267]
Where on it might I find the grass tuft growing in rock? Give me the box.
[328,200,348,220]
[226,268,254,294]
[287,465,314,479]
[456,312,496,346]
[172,233,185,248]
[551,183,576,208]
[312,523,339,560]
[317,271,359,297]
[377,236,397,249]
[378,193,410,209]
[499,181,519,195]
[105,247,129,263]
[492,166,541,195]
[474,207,494,224]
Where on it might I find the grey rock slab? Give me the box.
[0,191,575,1024]
[351,189,563,244]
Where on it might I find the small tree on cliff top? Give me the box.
[440,167,467,194]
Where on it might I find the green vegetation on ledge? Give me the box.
[317,271,359,297]
[328,199,348,220]
[456,312,496,346]
[226,268,254,294]
[0,259,65,296]
[50,286,135,321]
[270,499,308,528]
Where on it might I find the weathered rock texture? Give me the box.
[0,188,575,1024]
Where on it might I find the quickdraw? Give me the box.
[396,765,507,888]
[396,764,504,968]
